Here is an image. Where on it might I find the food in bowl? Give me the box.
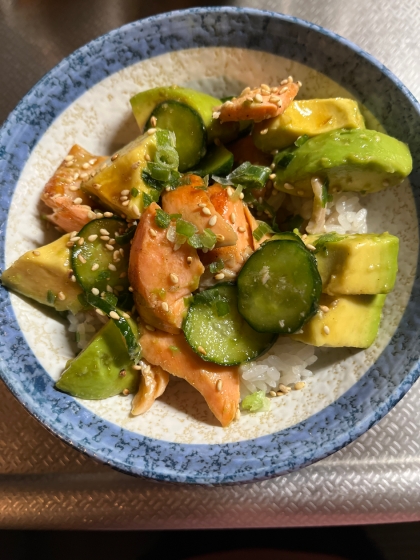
[1,77,412,427]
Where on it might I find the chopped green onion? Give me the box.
[201,228,217,249]
[155,129,179,170]
[194,289,220,305]
[142,192,154,208]
[142,169,164,191]
[252,221,274,242]
[131,187,139,198]
[230,184,244,202]
[176,218,197,238]
[241,390,271,412]
[216,300,230,317]
[175,233,188,246]
[209,259,224,274]
[97,270,111,281]
[228,162,271,189]
[314,232,345,253]
[155,209,171,229]
[202,174,209,187]
[294,134,309,147]
[102,292,118,307]
[147,162,174,182]
[321,178,333,207]
[170,213,182,221]
[47,290,56,304]
[275,153,295,169]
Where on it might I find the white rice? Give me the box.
[67,311,106,350]
[325,193,368,234]
[240,338,317,397]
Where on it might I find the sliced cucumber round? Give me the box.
[270,231,306,247]
[183,283,276,366]
[237,240,322,334]
[191,144,234,177]
[71,218,131,297]
[146,100,206,172]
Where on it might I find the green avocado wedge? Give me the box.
[130,86,239,145]
[56,318,140,399]
[274,128,412,197]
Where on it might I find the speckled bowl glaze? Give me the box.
[1,8,420,484]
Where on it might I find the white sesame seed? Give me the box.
[108,262,117,272]
[235,408,241,420]
[269,173,276,180]
[70,236,80,242]
[57,291,65,301]
[319,305,330,313]
[279,384,291,394]
[212,111,221,119]
[161,302,169,312]
[88,234,98,242]
[280,79,288,85]
[260,129,268,135]
[132,205,140,216]
[149,228,157,238]
[128,286,134,292]
[198,203,206,208]
[121,200,130,207]
[95,308,105,316]
[64,155,74,162]
[239,192,244,200]
[82,162,91,170]
[91,288,100,295]
[277,100,283,108]
[254,93,263,103]
[150,116,157,127]
[96,213,104,219]
[202,207,211,216]
[111,153,119,161]
[297,190,304,196]
[269,390,277,397]
[87,211,96,219]
[145,154,151,161]
[132,364,142,370]
[187,256,193,264]
[238,226,246,233]
[78,254,86,264]
[66,241,74,248]
[147,128,156,135]
[307,244,316,251]
[80,172,88,180]
[295,381,306,390]
[173,243,182,251]
[69,185,79,192]
[77,237,84,246]
[170,273,179,284]
[269,95,281,102]
[104,212,113,218]
[227,187,234,197]
[121,189,130,196]
[32,250,40,256]
[202,248,208,253]
[120,196,128,201]
[100,235,110,241]
[323,325,330,335]
[216,234,225,242]
[216,379,223,391]
[284,183,294,190]
[297,81,302,87]
[197,346,206,355]
[100,229,110,235]
[208,215,217,227]
[230,212,236,224]
[106,285,113,293]
[70,275,76,282]
[109,311,120,320]
[280,86,289,94]
[288,75,293,83]
[214,272,225,280]
[240,86,251,96]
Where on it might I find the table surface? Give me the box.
[1,0,420,529]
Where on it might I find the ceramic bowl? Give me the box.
[1,8,419,484]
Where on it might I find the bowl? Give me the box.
[1,7,420,484]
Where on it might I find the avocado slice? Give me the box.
[274,128,412,196]
[83,132,158,220]
[291,293,386,348]
[130,86,239,145]
[56,318,139,399]
[307,232,399,295]
[1,233,83,314]
[253,98,365,152]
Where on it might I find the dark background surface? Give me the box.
[1,1,420,558]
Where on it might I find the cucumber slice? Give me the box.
[147,101,206,172]
[271,232,306,247]
[237,240,322,334]
[71,218,130,297]
[190,144,234,177]
[183,283,276,366]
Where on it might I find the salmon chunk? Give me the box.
[214,81,300,123]
[140,329,240,427]
[42,145,107,232]
[128,202,204,334]
[162,182,237,248]
[200,185,256,276]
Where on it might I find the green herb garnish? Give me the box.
[241,391,271,412]
[155,209,171,229]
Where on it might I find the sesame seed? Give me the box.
[240,86,251,96]
[104,212,113,218]
[88,234,98,242]
[132,205,140,217]
[161,302,169,312]
[230,212,236,224]
[120,196,128,201]
[89,158,97,165]
[64,155,74,162]
[284,183,294,190]
[280,78,288,85]
[269,95,281,102]
[277,100,283,108]
[129,286,134,292]
[319,305,330,313]
[280,86,289,94]
[95,308,105,316]
[145,154,151,161]
[323,325,330,335]
[238,226,246,233]
[197,346,206,355]
[81,162,91,170]
[165,186,171,192]
[121,189,130,196]
[288,75,293,83]
[208,215,217,227]
[132,364,142,370]
[235,408,241,420]
[64,161,73,168]
[78,254,86,264]
[239,193,244,200]
[198,203,206,208]
[202,248,208,253]
[77,237,84,246]
[100,235,110,241]
[105,244,114,251]
[87,211,96,219]
[269,390,277,397]
[216,379,223,391]
[187,256,193,264]
[108,263,117,272]
[80,172,88,180]
[147,128,156,135]
[57,291,66,301]
[214,272,225,280]
[131,161,140,170]
[150,116,157,127]
[227,187,234,197]
[113,250,120,260]
[307,244,316,251]
[297,81,302,87]
[100,228,110,235]
[109,311,120,320]
[91,288,99,295]
[295,381,305,390]
[260,128,269,135]
[66,241,75,249]
[269,173,276,180]
[70,275,76,282]
[95,213,104,219]
[70,236,80,243]
[149,228,157,238]
[212,111,221,119]
[261,83,270,91]
[170,273,179,284]
[202,207,212,216]
[69,185,79,192]
[111,153,119,161]
[32,250,40,256]
[106,285,113,293]
[279,384,291,394]
[121,200,130,207]
[254,93,263,103]
[216,234,225,242]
